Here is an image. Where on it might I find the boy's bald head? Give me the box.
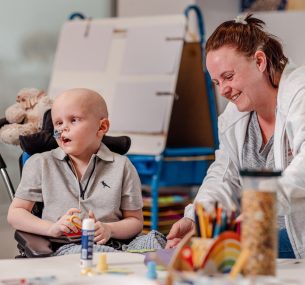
[53,88,108,119]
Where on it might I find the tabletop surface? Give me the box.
[0,253,304,285]
[0,252,155,285]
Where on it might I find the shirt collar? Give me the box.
[52,142,114,162]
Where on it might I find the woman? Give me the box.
[166,14,305,258]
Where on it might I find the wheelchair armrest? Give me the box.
[15,230,54,258]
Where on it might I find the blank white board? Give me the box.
[48,15,186,155]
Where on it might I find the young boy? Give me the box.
[7,88,143,246]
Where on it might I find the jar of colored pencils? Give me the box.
[240,169,281,276]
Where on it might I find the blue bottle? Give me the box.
[80,218,94,268]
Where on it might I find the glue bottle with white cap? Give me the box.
[80,218,95,268]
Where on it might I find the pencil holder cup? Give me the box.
[240,169,281,276]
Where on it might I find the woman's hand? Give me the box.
[165,217,195,249]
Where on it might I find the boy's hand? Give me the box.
[89,210,112,244]
[94,222,112,244]
[48,208,81,237]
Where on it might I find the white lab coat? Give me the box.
[185,62,305,258]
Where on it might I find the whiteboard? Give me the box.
[254,11,305,65]
[111,80,175,133]
[53,22,112,72]
[48,15,186,155]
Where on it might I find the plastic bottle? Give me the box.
[240,169,281,276]
[80,218,95,268]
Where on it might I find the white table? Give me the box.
[0,252,156,285]
[0,253,304,285]
[277,259,305,284]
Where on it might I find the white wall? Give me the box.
[254,10,305,65]
[0,0,113,259]
[117,0,196,16]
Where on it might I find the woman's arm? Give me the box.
[277,87,305,214]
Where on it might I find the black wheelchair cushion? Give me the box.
[19,131,58,155]
[15,230,54,258]
[0,117,9,128]
[19,109,131,155]
[102,135,131,156]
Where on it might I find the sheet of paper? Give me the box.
[53,21,113,71]
[121,24,184,74]
[110,81,174,133]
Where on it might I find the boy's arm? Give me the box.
[7,197,53,236]
[7,197,81,237]
[91,209,143,244]
[109,209,144,239]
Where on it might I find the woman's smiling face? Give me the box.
[206,46,267,113]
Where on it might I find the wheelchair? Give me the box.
[0,109,131,258]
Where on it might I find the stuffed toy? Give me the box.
[0,88,53,145]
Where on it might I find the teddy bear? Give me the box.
[0,88,53,145]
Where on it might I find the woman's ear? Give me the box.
[98,118,109,136]
[254,50,267,73]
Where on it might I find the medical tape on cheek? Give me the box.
[53,129,63,139]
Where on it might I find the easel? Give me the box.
[48,8,218,232]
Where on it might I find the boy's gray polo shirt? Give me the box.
[15,143,143,222]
